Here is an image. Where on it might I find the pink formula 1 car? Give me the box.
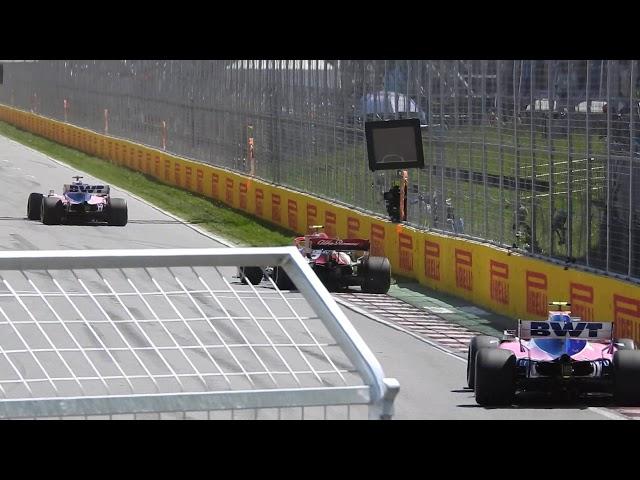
[467,302,640,406]
[239,225,391,293]
[27,176,128,226]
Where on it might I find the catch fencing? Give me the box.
[0,60,638,281]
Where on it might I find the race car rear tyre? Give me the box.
[613,350,640,405]
[474,347,516,407]
[108,198,128,226]
[467,335,500,389]
[360,256,391,294]
[27,192,43,220]
[239,267,264,285]
[41,197,63,225]
[615,338,636,350]
[272,266,295,290]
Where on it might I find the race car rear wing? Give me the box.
[63,184,110,195]
[309,238,371,252]
[518,319,613,341]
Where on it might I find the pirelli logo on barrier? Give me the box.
[185,166,193,191]
[371,224,385,257]
[325,211,336,237]
[137,150,143,171]
[424,240,440,281]
[255,189,264,216]
[154,155,160,178]
[239,182,248,210]
[211,173,220,199]
[398,233,414,272]
[570,283,594,322]
[455,249,473,291]
[347,217,360,238]
[490,260,509,305]
[174,162,181,187]
[145,152,152,175]
[613,295,640,342]
[164,159,171,182]
[272,194,281,223]
[288,199,298,231]
[526,271,548,317]
[225,178,234,205]
[196,169,204,193]
[307,204,317,227]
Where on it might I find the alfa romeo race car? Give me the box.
[467,302,640,406]
[238,225,391,293]
[27,176,128,226]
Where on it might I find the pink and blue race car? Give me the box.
[27,175,128,226]
[467,302,640,406]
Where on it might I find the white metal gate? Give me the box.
[0,247,399,419]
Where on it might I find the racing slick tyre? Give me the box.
[360,256,391,294]
[467,335,500,389]
[239,267,264,285]
[272,266,295,290]
[615,338,636,350]
[27,192,43,220]
[108,198,128,226]
[474,347,516,407]
[613,350,640,405]
[41,197,63,225]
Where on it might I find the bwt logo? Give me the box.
[398,233,414,272]
[347,217,360,238]
[174,163,181,186]
[526,271,548,317]
[196,169,203,193]
[288,199,298,230]
[164,159,171,181]
[613,294,640,343]
[371,224,385,257]
[211,174,220,199]
[570,283,594,322]
[424,240,440,281]
[490,260,509,305]
[530,321,604,338]
[185,166,192,191]
[272,194,281,223]
[455,249,473,291]
[225,178,234,205]
[307,204,317,227]
[255,189,264,216]
[325,211,336,237]
[239,182,248,210]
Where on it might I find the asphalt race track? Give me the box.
[0,134,624,420]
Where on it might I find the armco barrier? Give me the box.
[2,104,640,345]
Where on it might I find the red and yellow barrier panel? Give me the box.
[2,105,640,343]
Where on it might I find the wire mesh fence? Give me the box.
[0,247,399,419]
[1,60,639,280]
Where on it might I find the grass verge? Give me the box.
[0,120,295,247]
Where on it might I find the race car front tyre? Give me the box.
[615,338,636,350]
[239,267,264,285]
[272,266,295,290]
[360,256,391,294]
[27,192,43,220]
[108,198,128,226]
[41,197,63,225]
[474,347,516,407]
[467,335,500,389]
[613,350,640,405]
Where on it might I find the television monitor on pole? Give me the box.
[365,118,424,172]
